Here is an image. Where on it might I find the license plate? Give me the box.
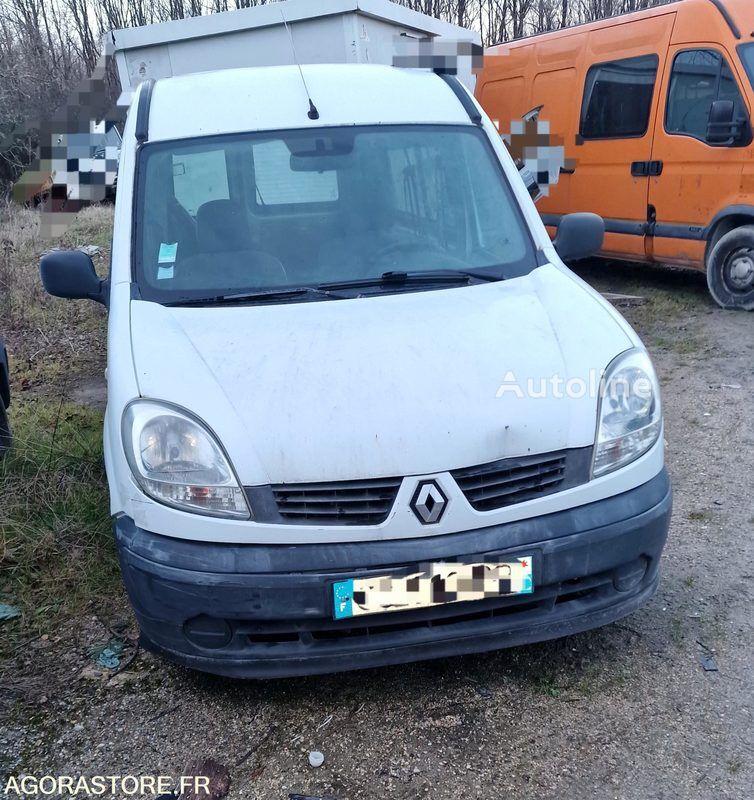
[332,557,533,620]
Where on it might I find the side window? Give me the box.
[252,140,338,208]
[666,49,748,142]
[172,150,229,216]
[387,146,443,223]
[580,55,659,139]
[385,140,472,255]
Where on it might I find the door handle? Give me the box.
[631,161,663,177]
[631,161,649,177]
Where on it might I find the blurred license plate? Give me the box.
[332,557,533,620]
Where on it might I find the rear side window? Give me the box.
[172,149,229,216]
[252,140,339,207]
[580,55,659,139]
[666,49,748,142]
[387,147,443,222]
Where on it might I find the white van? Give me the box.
[41,64,671,678]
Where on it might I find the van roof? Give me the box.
[486,0,751,51]
[143,64,473,142]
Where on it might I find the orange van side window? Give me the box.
[580,55,659,140]
[665,50,748,144]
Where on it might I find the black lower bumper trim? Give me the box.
[115,470,672,679]
[141,577,658,679]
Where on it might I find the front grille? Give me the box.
[271,477,402,525]
[451,449,590,512]
[245,447,592,525]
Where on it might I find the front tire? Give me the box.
[0,403,10,456]
[706,226,754,310]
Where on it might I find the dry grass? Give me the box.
[0,402,118,636]
[0,203,111,395]
[0,202,119,638]
[570,259,713,356]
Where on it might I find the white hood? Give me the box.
[129,264,632,486]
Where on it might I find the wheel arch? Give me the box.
[704,205,754,264]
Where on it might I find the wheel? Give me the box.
[706,225,754,310]
[0,402,10,456]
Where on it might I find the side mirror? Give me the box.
[553,212,604,262]
[40,250,108,305]
[707,100,751,146]
[707,100,736,144]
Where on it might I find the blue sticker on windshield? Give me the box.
[158,242,178,264]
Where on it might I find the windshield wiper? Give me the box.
[164,286,344,307]
[319,269,503,292]
[163,270,502,306]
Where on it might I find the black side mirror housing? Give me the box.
[553,212,604,262]
[707,100,736,144]
[40,250,108,305]
[707,100,752,146]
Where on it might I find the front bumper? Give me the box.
[115,469,672,678]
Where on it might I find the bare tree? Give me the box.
[0,0,673,197]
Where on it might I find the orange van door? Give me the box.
[563,15,675,261]
[648,46,750,266]
[477,55,576,220]
[529,66,578,218]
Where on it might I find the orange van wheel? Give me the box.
[706,226,754,311]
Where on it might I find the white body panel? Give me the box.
[129,267,629,485]
[105,64,663,545]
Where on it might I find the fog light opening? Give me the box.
[183,614,233,649]
[612,557,649,593]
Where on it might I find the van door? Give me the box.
[648,46,750,267]
[529,66,577,216]
[565,15,674,261]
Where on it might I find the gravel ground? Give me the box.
[1,261,752,800]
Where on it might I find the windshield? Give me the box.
[135,125,535,303]
[739,43,754,91]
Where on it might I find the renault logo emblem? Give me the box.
[410,480,448,525]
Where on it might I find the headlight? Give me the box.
[122,401,250,518]
[593,349,662,478]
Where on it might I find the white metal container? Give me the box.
[110,0,480,104]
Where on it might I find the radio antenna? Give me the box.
[280,7,319,120]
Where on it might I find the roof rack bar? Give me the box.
[437,72,482,126]
[707,0,741,40]
[135,79,155,144]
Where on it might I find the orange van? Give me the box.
[476,0,754,310]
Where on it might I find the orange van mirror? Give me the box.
[706,100,751,147]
